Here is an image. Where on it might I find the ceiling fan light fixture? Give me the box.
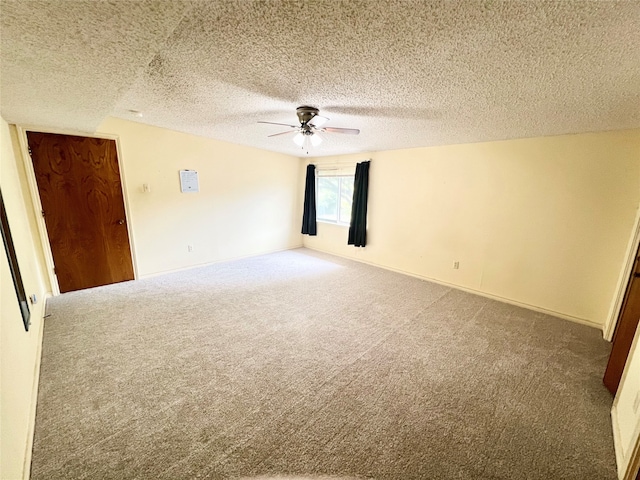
[260,106,359,151]
[293,132,305,147]
[310,133,322,147]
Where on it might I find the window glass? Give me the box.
[339,176,354,224]
[317,177,339,222]
[317,175,354,225]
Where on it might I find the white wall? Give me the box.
[613,325,640,479]
[304,129,640,328]
[0,118,49,480]
[96,118,303,277]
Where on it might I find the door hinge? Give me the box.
[41,210,45,218]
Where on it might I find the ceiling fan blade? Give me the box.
[267,130,296,138]
[258,121,298,128]
[308,115,329,127]
[322,127,360,135]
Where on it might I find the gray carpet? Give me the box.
[31,248,616,479]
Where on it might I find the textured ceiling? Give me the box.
[1,0,639,157]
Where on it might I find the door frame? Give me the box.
[606,202,640,480]
[605,206,640,341]
[611,323,640,480]
[16,125,138,295]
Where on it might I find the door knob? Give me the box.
[117,219,125,225]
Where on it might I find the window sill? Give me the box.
[317,219,349,227]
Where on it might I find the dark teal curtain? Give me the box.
[348,161,370,247]
[301,164,317,235]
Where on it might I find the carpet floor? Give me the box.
[30,248,616,479]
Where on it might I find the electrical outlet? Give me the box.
[453,261,459,269]
[187,245,193,252]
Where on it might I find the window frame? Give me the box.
[1,190,30,331]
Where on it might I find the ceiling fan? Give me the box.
[258,106,360,151]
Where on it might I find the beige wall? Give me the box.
[5,116,639,477]
[304,129,640,328]
[96,118,303,277]
[0,118,48,479]
[1,117,303,478]
[613,326,640,479]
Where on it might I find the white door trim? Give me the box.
[612,324,640,480]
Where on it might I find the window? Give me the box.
[1,190,30,331]
[316,175,354,225]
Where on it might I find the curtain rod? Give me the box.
[312,159,371,169]
[315,166,349,171]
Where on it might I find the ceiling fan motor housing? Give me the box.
[296,106,319,126]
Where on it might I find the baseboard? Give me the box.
[139,244,305,279]
[303,246,603,331]
[22,292,49,480]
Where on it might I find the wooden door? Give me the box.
[604,248,640,395]
[28,132,134,293]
